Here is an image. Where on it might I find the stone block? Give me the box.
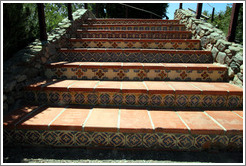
[232,52,243,66]
[211,47,219,59]
[216,52,226,64]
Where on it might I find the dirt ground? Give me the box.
[3,146,243,163]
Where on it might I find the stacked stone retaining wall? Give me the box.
[174,9,243,88]
[3,9,95,115]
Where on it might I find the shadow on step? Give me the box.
[3,146,243,163]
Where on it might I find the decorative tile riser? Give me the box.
[81,26,186,31]
[71,41,200,50]
[3,129,243,151]
[84,20,180,25]
[45,68,227,82]
[76,32,192,39]
[57,52,212,63]
[25,91,243,108]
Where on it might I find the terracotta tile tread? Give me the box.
[69,38,201,43]
[4,105,243,135]
[81,24,186,27]
[26,80,242,95]
[46,62,226,71]
[59,48,210,54]
[77,30,191,33]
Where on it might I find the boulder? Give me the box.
[216,52,227,64]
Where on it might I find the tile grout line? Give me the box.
[188,82,203,93]
[14,104,46,128]
[67,80,79,91]
[93,81,101,91]
[82,108,94,132]
[166,82,176,105]
[117,108,121,132]
[175,111,191,133]
[147,110,155,132]
[143,81,149,93]
[48,106,69,129]
[203,111,227,135]
[230,110,243,119]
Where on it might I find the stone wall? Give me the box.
[3,9,96,115]
[174,9,243,88]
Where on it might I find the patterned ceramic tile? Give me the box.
[81,25,186,31]
[46,67,226,82]
[227,95,242,108]
[57,51,212,63]
[177,135,194,149]
[91,132,109,146]
[201,95,227,108]
[194,135,212,149]
[158,133,177,149]
[74,132,92,146]
[25,130,43,145]
[3,129,243,151]
[229,135,243,148]
[109,133,126,147]
[142,133,159,148]
[126,133,143,148]
[212,135,229,147]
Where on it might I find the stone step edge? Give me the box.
[69,38,200,43]
[59,48,211,54]
[3,105,243,136]
[26,80,242,95]
[46,62,227,71]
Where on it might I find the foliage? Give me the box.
[203,4,243,44]
[3,3,39,61]
[3,3,84,61]
[89,3,169,19]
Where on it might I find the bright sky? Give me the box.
[167,3,232,19]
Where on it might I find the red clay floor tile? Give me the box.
[16,107,66,130]
[119,108,153,133]
[204,110,243,135]
[49,107,91,131]
[177,111,225,135]
[149,110,189,133]
[84,108,119,132]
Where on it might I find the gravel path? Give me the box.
[3,146,243,163]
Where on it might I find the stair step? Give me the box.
[85,18,180,25]
[58,49,212,63]
[3,105,243,150]
[25,80,243,108]
[76,30,192,39]
[45,62,227,82]
[80,24,186,31]
[70,38,201,50]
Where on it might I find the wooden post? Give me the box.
[179,3,183,9]
[211,7,215,22]
[67,3,73,21]
[84,3,88,9]
[37,3,47,41]
[95,3,98,18]
[227,3,241,42]
[125,6,128,18]
[196,3,203,19]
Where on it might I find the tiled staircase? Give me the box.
[4,18,243,151]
